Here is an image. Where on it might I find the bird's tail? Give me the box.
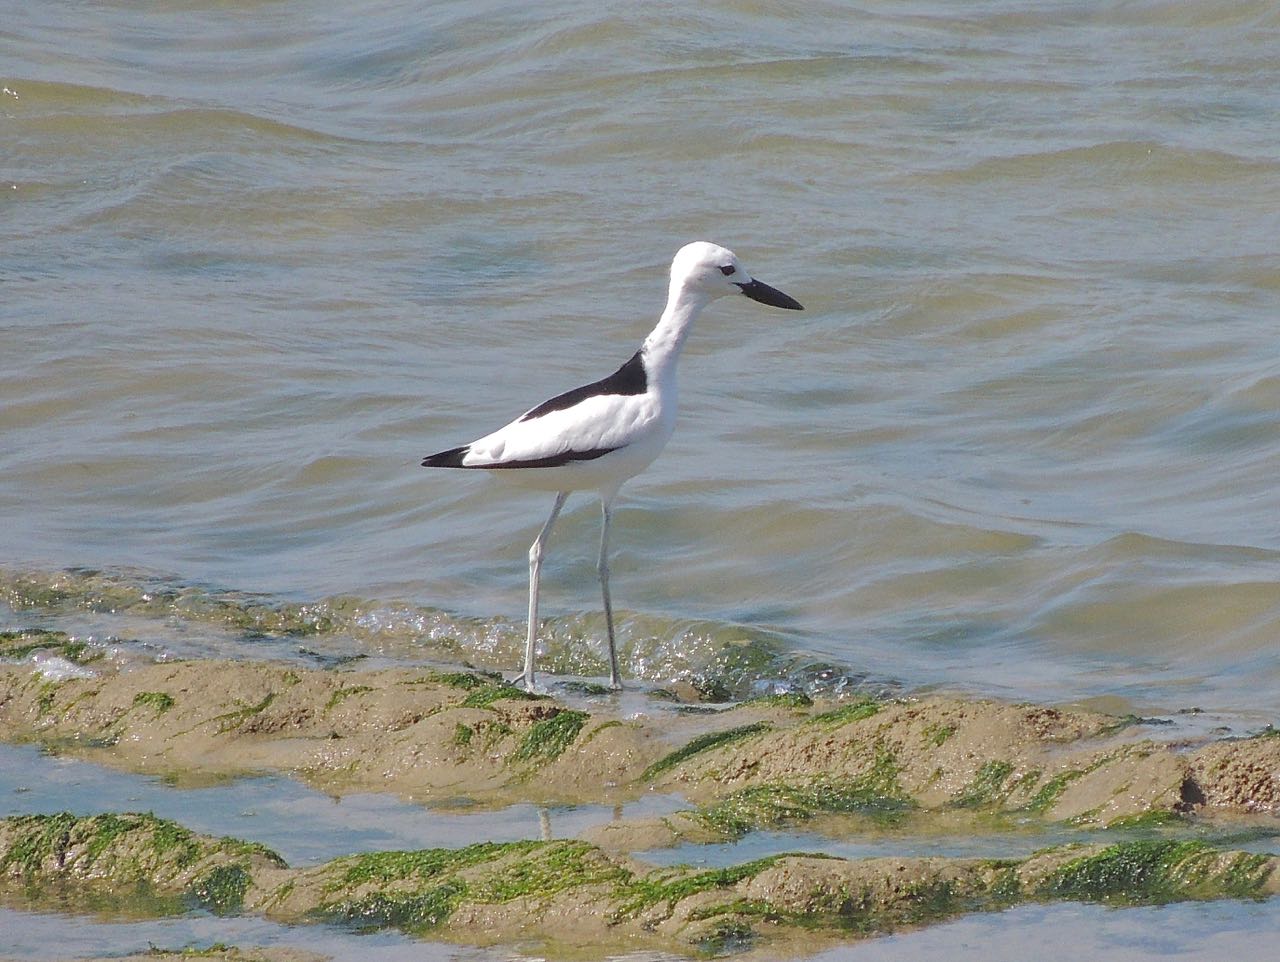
[421,445,471,468]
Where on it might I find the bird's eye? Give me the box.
[719,265,736,276]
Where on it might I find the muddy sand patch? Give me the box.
[0,637,1278,956]
[0,811,1275,957]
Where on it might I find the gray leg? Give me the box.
[598,497,622,690]
[518,491,568,692]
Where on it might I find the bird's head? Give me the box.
[669,241,804,310]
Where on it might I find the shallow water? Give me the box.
[824,899,1280,961]
[0,908,511,962]
[5,0,1280,715]
[3,0,1280,956]
[0,743,685,867]
[3,895,1278,962]
[640,818,1280,870]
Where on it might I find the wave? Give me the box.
[0,565,889,702]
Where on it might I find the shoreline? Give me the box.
[1,631,1278,958]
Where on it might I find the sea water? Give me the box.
[3,1,1280,957]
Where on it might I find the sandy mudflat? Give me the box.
[1,640,1277,958]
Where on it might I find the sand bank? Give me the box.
[1,632,1277,957]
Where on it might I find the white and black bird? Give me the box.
[421,241,803,691]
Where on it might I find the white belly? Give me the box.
[488,411,674,496]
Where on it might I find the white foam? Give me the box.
[27,651,96,681]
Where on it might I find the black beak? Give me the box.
[736,278,804,311]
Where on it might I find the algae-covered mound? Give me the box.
[0,812,285,915]
[0,658,663,802]
[594,695,1280,849]
[3,652,1280,956]
[0,813,1275,956]
[3,655,1279,830]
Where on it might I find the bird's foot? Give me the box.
[508,670,542,695]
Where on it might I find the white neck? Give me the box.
[640,280,711,384]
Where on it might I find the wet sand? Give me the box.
[1,632,1278,958]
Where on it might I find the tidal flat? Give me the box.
[1,628,1277,960]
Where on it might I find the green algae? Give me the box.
[191,864,253,914]
[692,740,910,838]
[211,692,276,733]
[315,847,493,930]
[991,865,1023,902]
[0,812,284,906]
[1,812,1276,953]
[1105,810,1185,831]
[661,857,983,947]
[1096,714,1174,737]
[1040,839,1274,904]
[466,838,628,902]
[0,629,102,665]
[321,880,467,931]
[558,680,616,697]
[218,836,290,867]
[330,841,540,889]
[470,718,514,753]
[35,680,59,717]
[805,697,881,728]
[460,682,545,709]
[580,718,624,745]
[740,692,814,710]
[922,722,957,746]
[0,627,56,649]
[857,740,905,795]
[955,760,1015,809]
[871,877,957,929]
[146,945,242,959]
[695,778,914,839]
[133,691,176,715]
[612,855,786,919]
[509,709,588,763]
[0,811,80,876]
[0,570,342,638]
[325,685,373,710]
[2,652,1279,952]
[686,894,791,937]
[1025,769,1087,814]
[317,839,628,933]
[131,814,201,868]
[695,916,761,954]
[1022,746,1144,818]
[412,670,492,691]
[642,721,773,781]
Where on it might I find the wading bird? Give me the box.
[422,242,803,691]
